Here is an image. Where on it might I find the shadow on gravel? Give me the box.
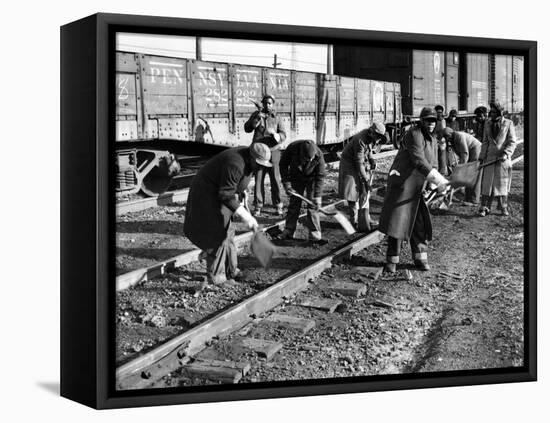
[117,220,183,236]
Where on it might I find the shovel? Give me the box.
[250,229,276,269]
[289,191,356,235]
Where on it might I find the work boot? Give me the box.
[209,274,227,285]
[501,207,510,216]
[309,230,322,241]
[278,228,294,240]
[414,260,431,271]
[478,207,490,217]
[383,263,397,273]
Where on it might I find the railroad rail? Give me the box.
[116,228,385,390]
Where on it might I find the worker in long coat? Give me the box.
[379,107,449,273]
[184,143,272,284]
[279,139,327,241]
[478,101,518,216]
[338,122,386,231]
[442,127,482,204]
[244,94,287,216]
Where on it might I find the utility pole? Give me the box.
[272,53,282,68]
[327,44,333,75]
[196,37,202,61]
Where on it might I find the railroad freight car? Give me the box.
[333,47,524,125]
[115,52,402,196]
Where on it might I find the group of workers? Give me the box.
[184,94,518,283]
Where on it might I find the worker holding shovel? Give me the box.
[278,139,327,242]
[379,107,449,273]
[338,122,386,232]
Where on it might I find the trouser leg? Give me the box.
[206,224,238,283]
[305,180,321,239]
[284,182,304,235]
[254,167,265,209]
[410,211,429,263]
[438,142,448,175]
[386,236,401,264]
[269,150,282,206]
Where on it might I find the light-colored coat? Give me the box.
[479,117,517,196]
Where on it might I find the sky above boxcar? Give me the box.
[117,33,328,73]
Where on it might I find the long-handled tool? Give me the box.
[289,191,356,235]
[358,172,376,232]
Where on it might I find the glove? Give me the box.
[499,153,508,162]
[234,205,259,231]
[426,168,450,193]
[272,133,281,143]
[313,197,322,209]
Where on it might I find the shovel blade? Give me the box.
[251,231,276,268]
[333,212,356,235]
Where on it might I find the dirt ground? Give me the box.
[116,147,524,386]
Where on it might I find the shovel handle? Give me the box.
[289,191,334,216]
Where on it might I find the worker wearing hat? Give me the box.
[338,122,386,232]
[473,106,488,141]
[184,143,271,284]
[278,139,327,241]
[478,101,518,217]
[379,107,449,272]
[244,94,287,217]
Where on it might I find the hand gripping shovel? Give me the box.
[289,191,356,235]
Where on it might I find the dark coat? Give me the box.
[480,117,517,196]
[379,126,438,241]
[280,140,326,198]
[244,110,286,149]
[184,147,253,250]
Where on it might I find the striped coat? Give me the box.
[479,117,517,196]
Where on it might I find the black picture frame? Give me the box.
[60,12,537,409]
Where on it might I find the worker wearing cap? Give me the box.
[279,139,327,241]
[478,101,518,217]
[447,109,460,131]
[184,143,271,284]
[244,94,287,217]
[472,106,488,142]
[379,107,449,272]
[443,127,482,204]
[338,122,386,231]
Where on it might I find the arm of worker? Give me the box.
[500,121,518,160]
[265,117,287,147]
[218,164,245,212]
[312,153,327,199]
[278,147,293,194]
[244,111,263,133]
[454,135,469,164]
[402,131,434,177]
[352,139,370,182]
[479,122,489,161]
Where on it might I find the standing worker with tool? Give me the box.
[338,122,386,232]
[379,107,449,273]
[184,143,272,285]
[244,94,287,217]
[442,127,482,204]
[478,101,518,217]
[278,139,327,241]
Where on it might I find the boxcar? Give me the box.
[115,52,402,196]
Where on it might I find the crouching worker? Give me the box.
[184,143,272,284]
[279,139,326,241]
[338,122,386,231]
[379,107,449,273]
[442,127,482,204]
